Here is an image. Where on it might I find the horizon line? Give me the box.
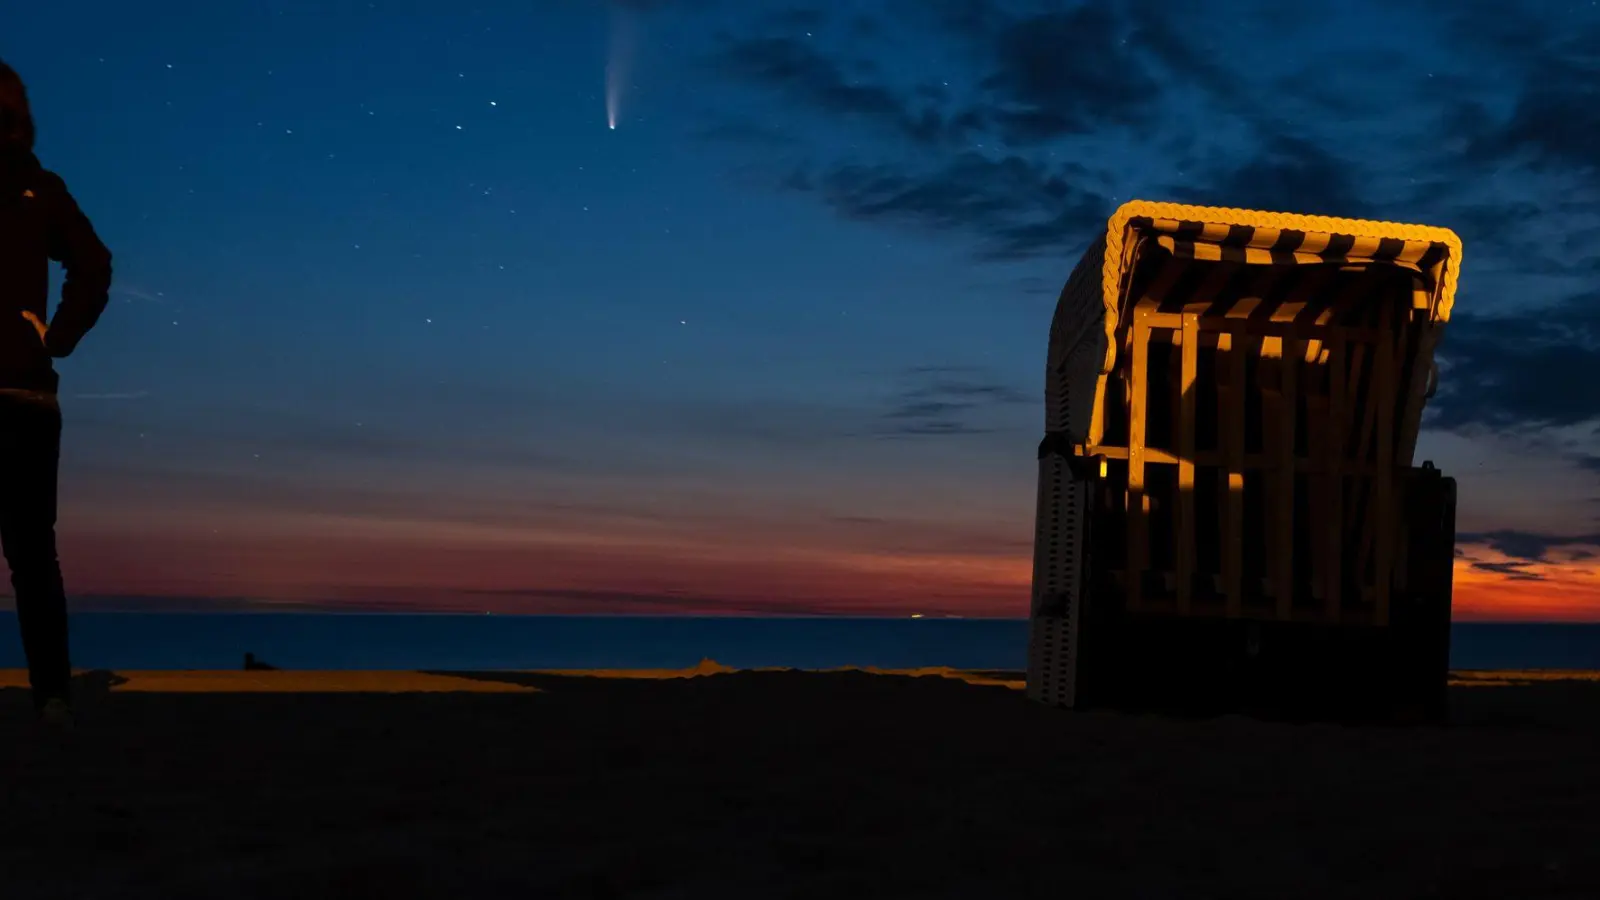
[0,603,1597,626]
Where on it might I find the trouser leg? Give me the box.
[0,397,68,709]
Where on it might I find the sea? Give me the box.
[1,614,1599,672]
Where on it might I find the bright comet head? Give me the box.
[605,5,632,136]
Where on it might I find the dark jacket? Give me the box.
[0,146,112,393]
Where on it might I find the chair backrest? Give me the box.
[1042,202,1462,627]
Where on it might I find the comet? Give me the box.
[605,4,636,130]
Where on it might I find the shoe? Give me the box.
[38,697,74,728]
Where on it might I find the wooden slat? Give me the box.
[1186,261,1245,314]
[1127,308,1151,611]
[1306,392,1328,608]
[1349,337,1379,582]
[1341,338,1370,561]
[1350,314,1403,624]
[1224,334,1247,617]
[1324,332,1346,622]
[1144,311,1383,344]
[1088,441,1388,477]
[1177,313,1199,613]
[1088,372,1110,446]
[1213,333,1233,598]
[1091,253,1436,629]
[1344,342,1369,428]
[1391,326,1425,606]
[1166,331,1184,597]
[1080,444,1388,477]
[1300,305,1335,623]
[1373,305,1397,626]
[1396,321,1438,465]
[1142,254,1191,308]
[1275,341,1298,620]
[1268,265,1335,327]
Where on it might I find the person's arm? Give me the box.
[39,171,112,358]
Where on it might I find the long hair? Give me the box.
[0,59,36,152]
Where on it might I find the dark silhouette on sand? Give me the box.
[243,653,279,671]
[0,59,113,724]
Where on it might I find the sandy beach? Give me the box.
[3,664,1599,899]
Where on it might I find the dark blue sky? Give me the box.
[4,0,1599,618]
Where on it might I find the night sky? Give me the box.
[4,1,1598,620]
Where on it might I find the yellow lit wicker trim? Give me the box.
[1095,200,1464,374]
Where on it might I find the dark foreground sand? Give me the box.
[3,664,1599,900]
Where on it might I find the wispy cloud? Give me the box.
[673,0,1600,443]
[786,153,1109,260]
[1467,560,1544,582]
[1459,530,1600,565]
[73,391,151,401]
[878,364,1034,437]
[708,35,981,148]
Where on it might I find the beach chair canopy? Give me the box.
[1048,201,1461,441]
[1035,200,1463,631]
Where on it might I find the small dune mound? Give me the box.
[686,658,735,677]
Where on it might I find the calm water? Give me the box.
[1,614,1598,671]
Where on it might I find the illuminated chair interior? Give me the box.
[1027,201,1462,719]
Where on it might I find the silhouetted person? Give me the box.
[0,60,113,725]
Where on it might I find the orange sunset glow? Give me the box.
[1452,551,1600,623]
[38,483,1600,622]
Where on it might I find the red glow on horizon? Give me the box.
[1451,554,1600,623]
[43,514,1600,622]
[54,520,1033,617]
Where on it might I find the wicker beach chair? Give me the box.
[1027,201,1462,721]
